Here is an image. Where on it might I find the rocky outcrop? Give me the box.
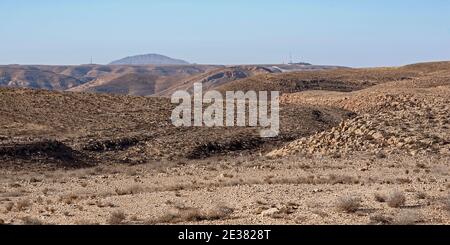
[269,91,450,157]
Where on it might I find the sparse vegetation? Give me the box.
[204,205,234,220]
[59,194,79,205]
[336,196,361,213]
[393,211,422,225]
[328,174,359,185]
[374,193,386,203]
[21,216,44,225]
[4,202,14,212]
[147,205,234,224]
[369,214,393,225]
[108,210,127,225]
[416,192,427,200]
[115,185,144,196]
[74,219,93,225]
[387,191,406,208]
[15,199,32,211]
[444,194,450,212]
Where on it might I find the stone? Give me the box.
[261,208,280,217]
[372,132,385,140]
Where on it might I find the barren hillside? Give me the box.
[0,88,350,169]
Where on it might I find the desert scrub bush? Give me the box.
[147,207,203,224]
[15,199,32,211]
[393,210,422,225]
[115,185,144,196]
[178,207,204,222]
[369,214,393,225]
[21,216,44,225]
[387,190,406,208]
[336,195,361,213]
[108,210,127,225]
[444,194,450,212]
[147,205,234,224]
[415,192,427,200]
[328,174,359,185]
[74,219,94,225]
[4,202,14,212]
[375,151,387,159]
[146,212,179,224]
[59,193,79,205]
[374,193,386,203]
[203,205,234,220]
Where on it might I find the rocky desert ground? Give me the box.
[1,62,450,225]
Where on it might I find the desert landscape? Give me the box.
[1,59,449,225]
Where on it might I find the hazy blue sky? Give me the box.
[1,0,449,67]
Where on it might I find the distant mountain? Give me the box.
[109,54,189,65]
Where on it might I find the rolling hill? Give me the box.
[0,66,85,90]
[0,63,344,96]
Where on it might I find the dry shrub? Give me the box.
[375,151,387,159]
[387,191,406,208]
[374,193,386,203]
[21,216,44,225]
[328,174,359,185]
[393,210,422,225]
[147,205,234,224]
[147,207,202,224]
[336,196,361,213]
[5,190,25,198]
[115,185,144,196]
[444,194,450,212]
[148,212,179,224]
[395,178,412,184]
[108,210,127,225]
[130,215,139,222]
[125,168,139,176]
[4,202,14,212]
[59,194,79,205]
[270,206,296,219]
[416,192,427,200]
[41,187,50,195]
[16,199,32,211]
[178,207,204,222]
[416,163,427,169]
[312,209,329,218]
[203,205,234,220]
[369,214,393,225]
[74,219,94,225]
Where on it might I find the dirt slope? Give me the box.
[0,88,350,169]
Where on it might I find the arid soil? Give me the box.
[1,62,450,225]
[1,153,449,225]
